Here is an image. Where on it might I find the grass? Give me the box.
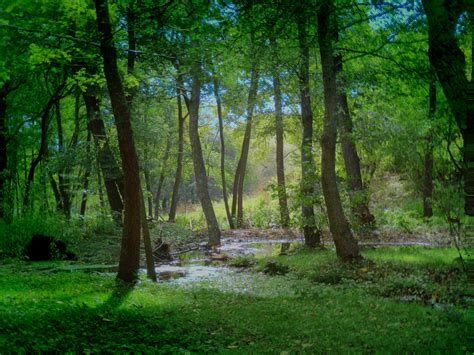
[0,246,472,352]
[252,246,470,305]
[175,193,280,230]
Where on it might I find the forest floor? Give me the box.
[0,225,472,352]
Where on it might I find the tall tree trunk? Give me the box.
[0,82,9,219]
[95,146,106,211]
[142,98,153,219]
[423,82,436,218]
[126,2,156,282]
[231,54,259,228]
[80,131,92,217]
[168,73,186,222]
[95,0,142,283]
[212,71,234,229]
[334,55,375,227]
[140,190,157,282]
[50,175,62,211]
[187,52,221,245]
[297,18,321,248]
[54,100,71,218]
[153,135,172,220]
[83,89,124,222]
[143,159,153,218]
[421,0,472,214]
[317,0,360,261]
[271,41,290,228]
[23,83,65,209]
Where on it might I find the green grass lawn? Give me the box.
[0,246,472,352]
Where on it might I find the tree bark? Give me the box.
[95,0,142,283]
[334,54,375,227]
[231,55,259,228]
[297,17,321,248]
[168,73,186,222]
[83,88,124,223]
[187,53,221,245]
[140,190,157,282]
[212,71,234,229]
[49,175,62,211]
[143,159,153,218]
[317,0,360,261]
[421,0,472,214]
[126,2,157,283]
[423,82,436,218]
[271,41,290,228]
[80,131,92,217]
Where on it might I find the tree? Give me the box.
[317,0,360,261]
[422,0,472,214]
[168,70,187,223]
[94,0,142,282]
[212,66,234,229]
[187,48,221,246]
[83,84,124,223]
[334,37,375,228]
[271,38,291,228]
[23,80,67,210]
[423,81,436,218]
[297,12,321,248]
[231,39,260,228]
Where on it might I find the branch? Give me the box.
[0,24,99,47]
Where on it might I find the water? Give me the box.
[142,239,303,285]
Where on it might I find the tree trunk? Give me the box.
[23,83,65,209]
[334,54,375,227]
[187,52,221,246]
[80,131,92,217]
[423,82,436,218]
[212,71,234,229]
[153,135,172,220]
[0,82,9,219]
[317,0,360,261]
[231,55,259,228]
[54,100,71,219]
[95,0,142,283]
[271,42,290,228]
[297,17,321,248]
[126,2,156,283]
[83,88,124,223]
[143,161,153,218]
[140,190,157,282]
[168,73,186,222]
[49,175,62,211]
[421,0,472,214]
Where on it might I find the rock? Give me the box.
[210,253,229,261]
[25,234,76,261]
[158,271,186,280]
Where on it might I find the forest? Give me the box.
[0,0,472,352]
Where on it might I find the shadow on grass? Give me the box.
[99,279,134,310]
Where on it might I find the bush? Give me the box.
[0,213,82,258]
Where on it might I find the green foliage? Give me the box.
[260,260,290,276]
[254,246,468,305]
[227,255,256,268]
[433,180,464,219]
[0,214,78,257]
